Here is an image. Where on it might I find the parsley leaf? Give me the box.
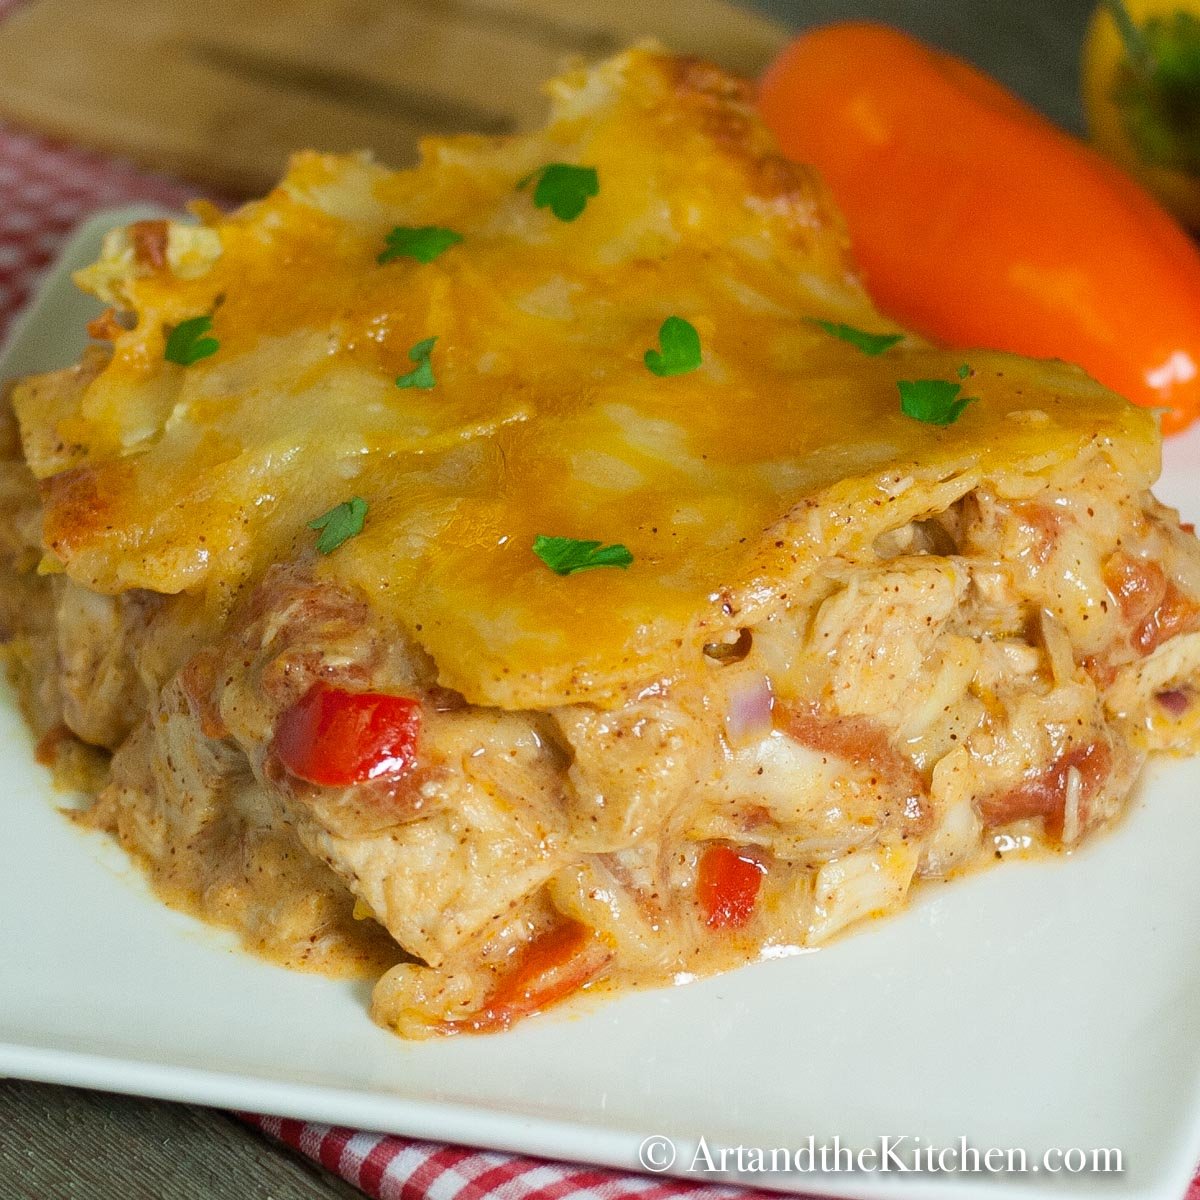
[898,379,977,426]
[164,315,218,366]
[957,363,971,379]
[396,336,437,389]
[808,318,904,356]
[308,497,367,554]
[644,316,702,377]
[377,225,463,265]
[533,535,633,576]
[520,163,599,221]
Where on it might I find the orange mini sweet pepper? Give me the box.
[758,21,1200,433]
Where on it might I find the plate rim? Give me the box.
[3,208,1200,1200]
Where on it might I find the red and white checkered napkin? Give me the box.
[240,1116,777,1200]
[242,1111,1200,1200]
[0,124,198,343]
[1,4,1199,1197]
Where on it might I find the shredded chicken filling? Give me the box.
[4,428,1197,1036]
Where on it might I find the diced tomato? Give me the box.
[273,682,420,787]
[697,844,765,930]
[129,219,169,270]
[977,740,1113,840]
[1104,552,1200,656]
[85,307,124,342]
[1136,580,1200,655]
[1017,501,1066,566]
[777,701,928,831]
[447,919,611,1034]
[1080,654,1118,689]
[34,724,71,767]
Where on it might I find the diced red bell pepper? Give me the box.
[697,844,765,930]
[273,682,420,787]
[445,918,610,1035]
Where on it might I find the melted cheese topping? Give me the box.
[12,48,1159,707]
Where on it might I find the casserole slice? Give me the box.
[2,47,1198,1036]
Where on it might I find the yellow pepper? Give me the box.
[1083,0,1200,227]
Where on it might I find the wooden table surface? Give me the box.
[1,0,1093,1196]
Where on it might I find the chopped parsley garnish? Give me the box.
[164,315,218,365]
[533,535,633,576]
[898,378,978,426]
[644,316,702,377]
[377,225,463,265]
[957,363,971,379]
[396,336,437,389]
[807,318,904,356]
[308,497,367,554]
[519,163,599,221]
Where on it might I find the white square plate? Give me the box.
[2,210,1200,1200]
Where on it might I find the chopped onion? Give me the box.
[1155,688,1191,717]
[725,674,774,744]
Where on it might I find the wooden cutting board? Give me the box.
[0,0,786,195]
